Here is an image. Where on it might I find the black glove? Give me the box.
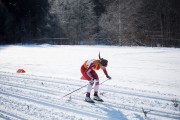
[92,78,98,82]
[107,76,112,80]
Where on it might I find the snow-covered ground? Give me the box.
[0,45,180,120]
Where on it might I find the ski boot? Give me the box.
[85,93,95,103]
[94,93,104,102]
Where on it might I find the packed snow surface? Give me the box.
[0,45,180,120]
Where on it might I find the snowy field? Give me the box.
[0,44,180,120]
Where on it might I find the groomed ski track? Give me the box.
[0,71,180,120]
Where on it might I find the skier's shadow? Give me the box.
[95,103,128,120]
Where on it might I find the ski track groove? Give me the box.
[0,90,179,120]
[0,71,180,119]
[0,72,176,102]
[0,79,179,117]
[0,91,107,120]
[0,80,65,96]
[0,72,81,87]
[0,75,176,110]
[0,110,27,120]
[0,79,177,111]
[0,95,95,120]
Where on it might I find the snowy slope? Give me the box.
[0,45,180,120]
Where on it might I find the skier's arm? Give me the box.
[102,68,111,79]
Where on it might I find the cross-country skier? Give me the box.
[80,53,111,103]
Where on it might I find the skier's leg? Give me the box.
[93,81,103,101]
[91,71,103,102]
[81,65,92,80]
[94,81,99,94]
[85,80,94,102]
[87,80,94,94]
[90,70,99,94]
[84,69,94,94]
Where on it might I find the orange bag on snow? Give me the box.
[17,69,26,73]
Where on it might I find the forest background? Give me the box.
[0,0,180,47]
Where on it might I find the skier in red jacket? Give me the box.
[81,54,111,103]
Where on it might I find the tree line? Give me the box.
[0,0,180,47]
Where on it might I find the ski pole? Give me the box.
[82,79,110,94]
[89,79,110,91]
[99,79,109,85]
[62,83,88,98]
[62,79,110,98]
